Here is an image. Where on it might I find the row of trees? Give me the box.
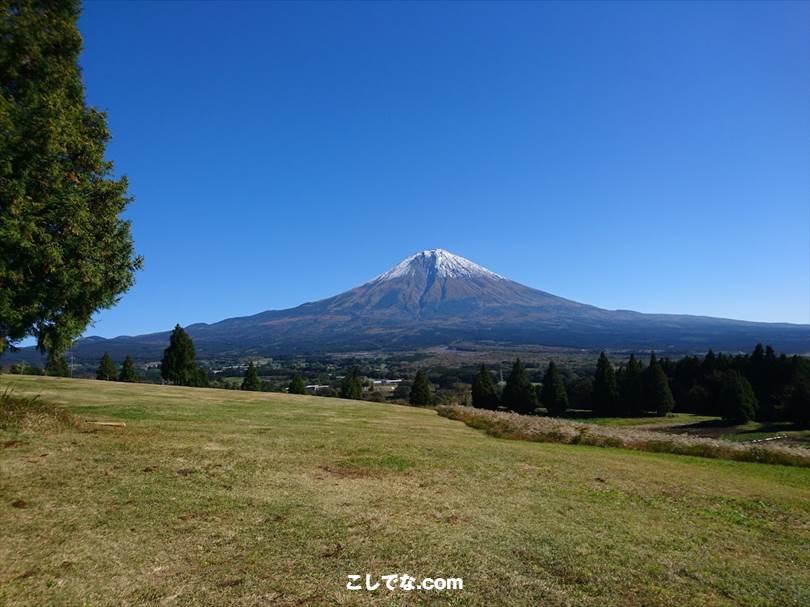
[93,325,205,386]
[90,325,208,390]
[472,359,570,416]
[468,346,805,425]
[664,344,808,424]
[238,362,308,394]
[592,352,675,417]
[96,353,139,383]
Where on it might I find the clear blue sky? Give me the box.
[76,0,809,338]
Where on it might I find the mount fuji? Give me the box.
[10,249,810,361]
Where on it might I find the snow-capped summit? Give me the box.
[373,249,504,282]
[33,249,808,362]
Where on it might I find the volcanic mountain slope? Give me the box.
[9,249,810,361]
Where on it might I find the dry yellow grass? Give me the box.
[1,375,809,606]
[436,405,810,467]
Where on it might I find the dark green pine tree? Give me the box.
[0,0,142,358]
[645,352,675,416]
[471,364,499,409]
[160,325,198,386]
[619,354,644,415]
[96,353,117,381]
[592,352,619,416]
[787,376,810,427]
[409,370,433,406]
[719,371,758,423]
[118,355,138,383]
[241,362,261,391]
[288,374,306,394]
[339,367,363,400]
[502,359,536,414]
[46,352,69,377]
[701,349,717,375]
[540,361,568,417]
[195,367,209,388]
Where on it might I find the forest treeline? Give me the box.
[470,344,809,425]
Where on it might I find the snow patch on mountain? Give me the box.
[372,249,504,282]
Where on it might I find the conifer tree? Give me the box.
[288,374,306,394]
[0,0,141,357]
[645,352,675,416]
[45,352,69,377]
[540,361,568,416]
[241,362,261,391]
[787,377,810,427]
[160,325,198,386]
[471,364,498,409]
[619,354,644,415]
[409,370,432,406]
[96,353,117,381]
[719,371,758,423]
[339,367,363,400]
[118,355,138,382]
[702,349,717,375]
[195,367,209,388]
[502,358,536,414]
[592,352,619,416]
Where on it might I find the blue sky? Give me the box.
[75,0,808,337]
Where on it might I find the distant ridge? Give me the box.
[7,249,809,362]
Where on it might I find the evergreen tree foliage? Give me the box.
[502,358,536,414]
[645,353,675,416]
[540,361,568,416]
[567,376,593,409]
[392,381,411,401]
[701,349,717,375]
[718,371,758,423]
[619,354,644,415]
[96,353,117,381]
[471,364,498,409]
[288,374,306,394]
[195,367,209,388]
[118,355,138,382]
[160,325,198,386]
[787,377,810,427]
[0,0,141,357]
[592,352,619,416]
[45,352,69,377]
[241,362,261,391]
[339,367,362,400]
[409,370,432,406]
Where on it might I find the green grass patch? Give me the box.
[574,412,718,427]
[1,376,809,607]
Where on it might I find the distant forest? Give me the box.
[469,344,809,426]
[6,339,809,427]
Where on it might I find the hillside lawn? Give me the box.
[1,376,809,607]
[568,412,810,448]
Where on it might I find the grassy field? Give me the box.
[571,412,718,427]
[576,412,810,448]
[2,376,809,606]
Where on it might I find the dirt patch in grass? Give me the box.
[437,405,810,468]
[318,454,415,479]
